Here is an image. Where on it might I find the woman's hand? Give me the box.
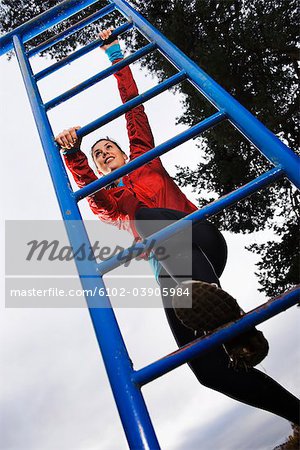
[99,27,118,51]
[55,126,82,150]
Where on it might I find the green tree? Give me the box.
[127,0,300,297]
[1,0,299,297]
[0,0,111,58]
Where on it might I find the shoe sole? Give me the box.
[172,280,242,331]
[172,280,269,368]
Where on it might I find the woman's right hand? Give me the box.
[55,126,82,150]
[99,27,118,51]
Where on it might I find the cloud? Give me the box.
[176,406,292,450]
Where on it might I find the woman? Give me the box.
[55,28,299,424]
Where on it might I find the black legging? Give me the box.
[134,207,300,424]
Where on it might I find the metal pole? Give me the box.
[74,110,226,200]
[75,70,187,135]
[13,34,160,450]
[0,0,100,56]
[34,22,133,80]
[133,286,300,386]
[27,3,115,57]
[44,42,156,109]
[96,166,283,275]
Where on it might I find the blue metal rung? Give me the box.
[27,3,115,58]
[74,110,226,201]
[44,42,157,110]
[0,0,100,56]
[34,21,133,81]
[74,70,187,137]
[96,166,283,275]
[133,286,300,386]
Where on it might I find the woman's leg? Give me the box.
[135,207,226,285]
[160,273,300,424]
[136,207,269,367]
[135,207,300,424]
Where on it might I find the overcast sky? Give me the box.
[0,27,299,450]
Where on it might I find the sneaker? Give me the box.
[172,280,269,368]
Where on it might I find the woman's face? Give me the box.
[92,140,128,174]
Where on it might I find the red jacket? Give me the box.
[64,61,197,236]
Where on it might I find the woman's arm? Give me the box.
[55,127,122,222]
[114,65,155,159]
[100,29,155,160]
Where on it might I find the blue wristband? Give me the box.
[61,148,80,155]
[105,43,124,62]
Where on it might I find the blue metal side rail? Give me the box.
[1,0,299,449]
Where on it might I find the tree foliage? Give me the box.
[0,0,112,58]
[1,0,299,296]
[274,424,300,450]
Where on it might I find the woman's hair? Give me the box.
[90,137,124,163]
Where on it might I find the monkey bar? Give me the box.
[1,1,299,448]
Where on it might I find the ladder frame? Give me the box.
[1,1,299,448]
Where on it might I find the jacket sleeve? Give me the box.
[63,150,123,222]
[114,61,155,160]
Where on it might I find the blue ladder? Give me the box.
[1,0,299,448]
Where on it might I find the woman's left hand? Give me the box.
[99,28,118,51]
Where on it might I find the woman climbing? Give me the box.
[55,28,299,425]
